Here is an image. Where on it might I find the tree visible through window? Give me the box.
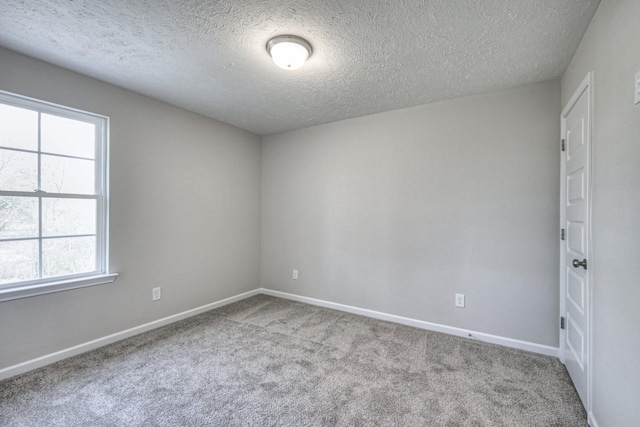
[0,91,110,293]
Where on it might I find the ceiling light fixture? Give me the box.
[266,35,312,70]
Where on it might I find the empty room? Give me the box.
[0,0,638,426]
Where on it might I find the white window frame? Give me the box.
[0,91,116,302]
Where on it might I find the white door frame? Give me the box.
[559,71,594,417]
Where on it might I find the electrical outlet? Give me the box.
[455,294,465,308]
[152,287,161,301]
[292,269,299,280]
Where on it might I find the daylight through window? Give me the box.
[0,91,114,300]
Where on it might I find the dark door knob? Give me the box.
[572,259,587,269]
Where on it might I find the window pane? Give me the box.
[41,114,95,159]
[42,236,96,278]
[42,198,96,237]
[41,154,95,194]
[0,196,38,239]
[0,104,38,151]
[0,239,39,284]
[0,148,38,191]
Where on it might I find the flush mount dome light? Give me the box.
[266,35,312,70]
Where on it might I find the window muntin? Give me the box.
[0,91,110,291]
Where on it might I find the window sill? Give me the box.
[0,274,118,302]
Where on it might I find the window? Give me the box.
[0,91,116,301]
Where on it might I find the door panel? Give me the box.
[567,118,585,158]
[567,221,585,256]
[567,313,585,370]
[567,269,585,314]
[567,168,585,203]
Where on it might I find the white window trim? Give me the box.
[0,273,118,302]
[0,90,117,301]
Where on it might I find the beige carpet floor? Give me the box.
[0,294,587,426]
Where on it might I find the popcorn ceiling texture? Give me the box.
[0,0,599,135]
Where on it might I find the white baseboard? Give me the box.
[1,287,559,381]
[588,412,599,427]
[0,288,261,381]
[261,288,559,358]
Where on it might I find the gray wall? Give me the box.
[0,47,262,369]
[561,0,640,425]
[262,81,561,347]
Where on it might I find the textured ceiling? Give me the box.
[0,0,599,135]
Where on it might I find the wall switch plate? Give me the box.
[152,287,161,301]
[455,294,465,308]
[292,269,299,280]
[635,71,640,105]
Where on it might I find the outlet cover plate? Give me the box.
[152,287,161,301]
[455,294,465,308]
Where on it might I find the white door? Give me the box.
[560,73,592,410]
